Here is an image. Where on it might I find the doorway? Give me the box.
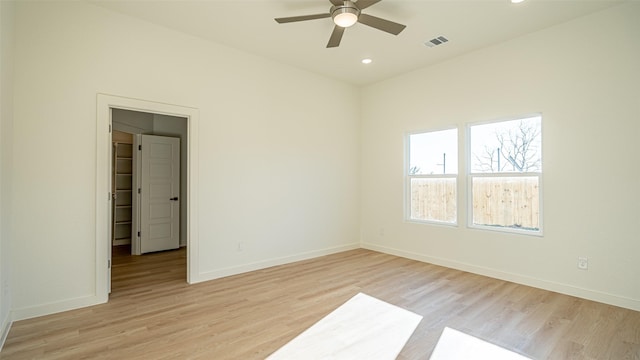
[111,110,186,292]
[96,94,200,302]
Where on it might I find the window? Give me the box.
[468,115,542,234]
[407,128,458,224]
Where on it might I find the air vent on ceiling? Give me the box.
[425,36,449,48]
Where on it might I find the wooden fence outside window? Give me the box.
[411,177,539,229]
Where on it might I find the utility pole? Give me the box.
[436,153,446,174]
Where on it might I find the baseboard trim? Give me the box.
[10,244,360,320]
[192,243,361,284]
[362,242,640,312]
[11,242,636,323]
[0,311,12,351]
[11,294,105,322]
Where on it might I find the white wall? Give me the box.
[0,0,15,344]
[361,3,640,310]
[11,1,360,318]
[11,0,637,321]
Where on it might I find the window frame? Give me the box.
[466,114,543,236]
[405,127,459,226]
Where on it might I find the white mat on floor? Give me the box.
[430,327,531,360]
[267,293,422,360]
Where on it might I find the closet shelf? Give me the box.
[113,142,134,247]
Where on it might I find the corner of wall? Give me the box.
[0,0,16,350]
[0,311,12,350]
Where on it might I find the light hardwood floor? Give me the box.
[2,247,639,359]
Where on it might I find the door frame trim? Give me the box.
[96,94,199,302]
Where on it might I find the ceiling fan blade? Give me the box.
[275,13,330,24]
[327,26,345,48]
[355,0,382,10]
[357,13,406,35]
[329,0,343,5]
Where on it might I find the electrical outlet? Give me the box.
[577,256,588,270]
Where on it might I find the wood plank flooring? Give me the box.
[2,247,639,359]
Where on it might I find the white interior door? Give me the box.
[140,134,180,253]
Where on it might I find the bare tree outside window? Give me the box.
[471,117,541,174]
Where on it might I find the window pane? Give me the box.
[471,176,539,231]
[409,129,458,175]
[410,178,456,223]
[470,116,541,173]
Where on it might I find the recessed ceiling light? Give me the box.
[361,58,373,64]
[511,0,525,3]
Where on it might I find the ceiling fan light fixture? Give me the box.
[334,12,358,27]
[275,0,406,48]
[332,2,360,28]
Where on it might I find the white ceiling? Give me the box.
[90,0,623,86]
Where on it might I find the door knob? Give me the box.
[170,197,179,201]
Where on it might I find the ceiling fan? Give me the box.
[274,0,406,48]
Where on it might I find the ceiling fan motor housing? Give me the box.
[331,1,361,27]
